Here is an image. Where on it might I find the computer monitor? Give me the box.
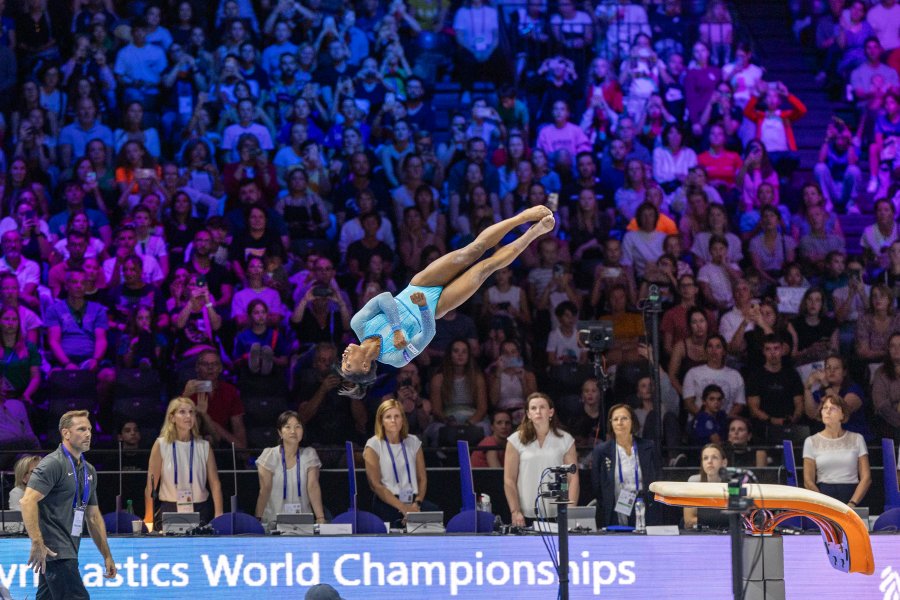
[0,511,23,535]
[567,506,597,532]
[276,513,316,535]
[405,511,445,534]
[161,512,200,534]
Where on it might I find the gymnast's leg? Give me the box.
[434,214,555,319]
[410,206,552,289]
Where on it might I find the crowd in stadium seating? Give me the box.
[0,0,897,511]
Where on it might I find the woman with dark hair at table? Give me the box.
[591,403,662,529]
[363,399,438,527]
[255,411,326,531]
[504,392,578,526]
[683,443,731,530]
[802,394,871,505]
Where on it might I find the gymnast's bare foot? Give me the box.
[520,205,553,223]
[533,214,555,235]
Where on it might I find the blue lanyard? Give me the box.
[616,442,640,491]
[280,445,302,500]
[384,439,412,486]
[61,445,90,509]
[173,437,194,486]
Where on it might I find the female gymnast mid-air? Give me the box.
[339,206,555,397]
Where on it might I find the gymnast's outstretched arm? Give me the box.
[350,292,403,332]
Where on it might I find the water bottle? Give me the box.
[634,497,646,533]
[476,493,492,515]
[125,499,134,516]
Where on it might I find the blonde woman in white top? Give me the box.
[364,398,437,526]
[255,411,326,530]
[144,397,223,530]
[504,393,578,526]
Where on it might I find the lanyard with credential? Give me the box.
[281,445,302,500]
[384,439,412,486]
[616,442,640,491]
[173,437,194,487]
[61,445,90,508]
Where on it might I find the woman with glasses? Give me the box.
[802,394,870,505]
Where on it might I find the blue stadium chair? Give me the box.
[103,511,146,535]
[782,439,798,487]
[872,508,900,532]
[330,510,387,534]
[883,439,900,512]
[209,512,265,535]
[446,510,494,533]
[781,439,815,530]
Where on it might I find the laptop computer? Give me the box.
[276,512,316,535]
[405,511,445,534]
[852,506,870,530]
[0,511,23,535]
[567,506,597,532]
[161,512,200,534]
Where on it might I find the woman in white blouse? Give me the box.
[504,393,578,526]
[802,394,871,506]
[7,455,40,511]
[364,399,436,526]
[145,397,223,530]
[255,411,326,530]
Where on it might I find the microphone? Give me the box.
[548,464,577,475]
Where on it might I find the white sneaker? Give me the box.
[867,178,879,194]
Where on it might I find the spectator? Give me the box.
[233,299,290,375]
[682,334,747,417]
[622,202,666,279]
[232,256,287,328]
[690,384,729,446]
[861,199,900,269]
[698,234,742,311]
[871,332,900,437]
[505,393,578,525]
[296,343,367,449]
[255,410,326,530]
[667,307,710,397]
[685,41,721,135]
[144,396,224,528]
[804,354,872,440]
[743,81,806,178]
[816,118,861,214]
[487,339,537,424]
[746,334,804,447]
[58,98,114,170]
[536,100,590,160]
[470,409,513,468]
[114,17,168,109]
[791,287,838,365]
[183,349,247,449]
[802,394,871,505]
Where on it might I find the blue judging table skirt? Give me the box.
[0,534,893,598]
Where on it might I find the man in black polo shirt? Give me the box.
[20,410,116,599]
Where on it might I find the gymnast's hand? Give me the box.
[393,329,408,350]
[410,292,427,307]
